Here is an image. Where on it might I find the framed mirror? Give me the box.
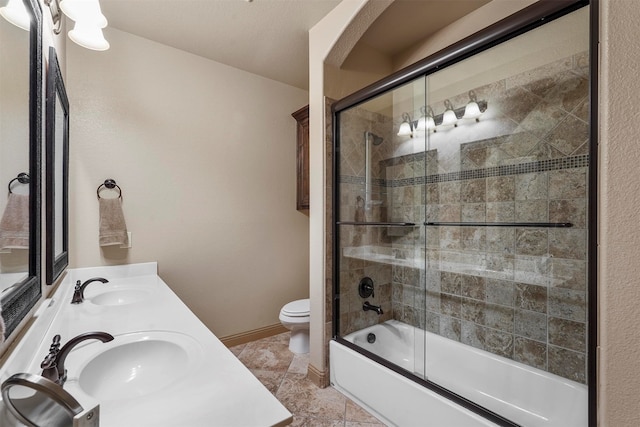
[46,47,68,285]
[0,0,43,340]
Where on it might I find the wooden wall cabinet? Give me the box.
[292,105,309,211]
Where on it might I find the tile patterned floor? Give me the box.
[230,333,387,426]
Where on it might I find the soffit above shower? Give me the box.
[356,0,492,58]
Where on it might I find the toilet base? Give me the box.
[288,329,309,354]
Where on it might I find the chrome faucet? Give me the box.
[71,277,109,304]
[40,332,114,386]
[363,301,383,315]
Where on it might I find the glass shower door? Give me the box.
[419,6,590,424]
[335,75,426,376]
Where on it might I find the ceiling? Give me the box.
[100,0,492,90]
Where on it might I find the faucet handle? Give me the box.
[48,334,62,351]
[41,335,62,382]
[42,335,62,365]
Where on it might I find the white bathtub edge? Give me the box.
[330,340,497,427]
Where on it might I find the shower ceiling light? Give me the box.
[0,0,30,31]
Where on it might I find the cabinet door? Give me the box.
[292,105,309,211]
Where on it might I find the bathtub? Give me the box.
[330,320,587,427]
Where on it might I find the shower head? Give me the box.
[365,131,384,146]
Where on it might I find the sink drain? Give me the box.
[367,333,376,344]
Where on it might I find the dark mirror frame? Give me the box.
[46,47,68,285]
[1,0,43,339]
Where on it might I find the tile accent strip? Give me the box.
[339,154,589,187]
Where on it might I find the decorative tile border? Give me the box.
[339,154,589,187]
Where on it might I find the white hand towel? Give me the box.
[0,193,29,250]
[99,197,129,247]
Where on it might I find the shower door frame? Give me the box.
[331,0,598,426]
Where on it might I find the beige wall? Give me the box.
[66,27,309,338]
[598,1,640,425]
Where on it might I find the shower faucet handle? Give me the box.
[358,277,374,298]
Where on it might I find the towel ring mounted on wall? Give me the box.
[96,179,122,200]
[8,172,30,194]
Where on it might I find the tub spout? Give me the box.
[363,301,383,315]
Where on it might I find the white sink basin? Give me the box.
[89,289,151,306]
[74,331,204,401]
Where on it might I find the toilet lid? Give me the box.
[282,299,310,317]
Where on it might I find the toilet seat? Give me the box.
[281,299,309,317]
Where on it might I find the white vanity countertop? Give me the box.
[0,262,292,427]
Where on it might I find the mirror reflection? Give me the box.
[0,1,30,296]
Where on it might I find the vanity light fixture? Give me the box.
[397,112,414,137]
[0,0,30,31]
[397,92,488,137]
[3,0,121,51]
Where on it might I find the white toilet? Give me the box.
[279,298,310,354]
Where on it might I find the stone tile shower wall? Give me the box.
[337,106,395,337]
[389,52,589,383]
[337,52,589,383]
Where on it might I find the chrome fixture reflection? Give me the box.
[1,372,95,427]
[397,90,488,136]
